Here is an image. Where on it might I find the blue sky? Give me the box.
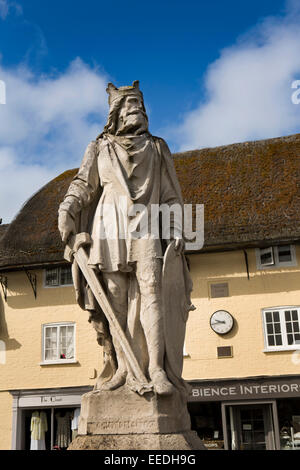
[1,0,300,221]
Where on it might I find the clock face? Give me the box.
[210,310,234,335]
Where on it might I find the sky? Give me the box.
[1,0,300,222]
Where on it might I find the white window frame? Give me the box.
[43,265,73,288]
[41,322,76,365]
[262,306,300,352]
[256,245,297,270]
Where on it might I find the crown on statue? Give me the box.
[106,80,144,106]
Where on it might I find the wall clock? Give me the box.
[210,310,234,335]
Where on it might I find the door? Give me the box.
[225,403,275,450]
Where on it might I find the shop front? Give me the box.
[9,386,92,450]
[188,375,300,450]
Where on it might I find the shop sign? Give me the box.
[190,377,300,401]
[40,396,63,404]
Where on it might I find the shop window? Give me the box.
[262,307,300,351]
[23,407,80,450]
[256,245,297,269]
[188,402,224,449]
[278,399,300,450]
[44,266,73,287]
[42,323,76,364]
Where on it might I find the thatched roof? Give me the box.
[173,132,300,252]
[0,224,9,240]
[0,133,300,270]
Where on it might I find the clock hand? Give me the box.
[211,321,226,325]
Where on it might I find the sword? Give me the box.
[64,232,152,394]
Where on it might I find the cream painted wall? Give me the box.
[0,269,102,393]
[0,269,102,449]
[183,245,300,380]
[0,392,12,450]
[1,246,300,449]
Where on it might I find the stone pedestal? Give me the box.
[68,386,206,450]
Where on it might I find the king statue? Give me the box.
[58,81,195,400]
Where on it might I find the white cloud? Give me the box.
[0,58,109,222]
[172,4,300,151]
[0,0,22,19]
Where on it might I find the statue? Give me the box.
[57,81,203,449]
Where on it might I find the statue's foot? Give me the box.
[100,370,127,391]
[150,369,175,396]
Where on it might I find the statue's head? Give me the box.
[103,81,149,136]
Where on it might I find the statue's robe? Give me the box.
[59,133,194,395]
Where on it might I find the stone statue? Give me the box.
[58,80,195,400]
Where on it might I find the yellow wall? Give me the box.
[0,392,12,450]
[0,269,102,448]
[0,269,102,392]
[183,245,300,380]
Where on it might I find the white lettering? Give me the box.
[0,80,5,105]
[291,80,300,104]
[0,340,6,364]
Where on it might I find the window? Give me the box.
[262,307,300,351]
[44,266,73,287]
[42,323,76,363]
[256,245,296,269]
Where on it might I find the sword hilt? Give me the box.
[64,232,91,262]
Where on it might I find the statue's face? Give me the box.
[116,95,148,135]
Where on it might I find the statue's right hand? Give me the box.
[58,210,76,243]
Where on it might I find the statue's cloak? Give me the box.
[62,134,194,395]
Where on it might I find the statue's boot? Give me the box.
[100,339,127,391]
[100,369,127,391]
[150,368,175,396]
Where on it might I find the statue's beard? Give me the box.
[116,111,148,136]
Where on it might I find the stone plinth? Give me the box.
[68,386,206,450]
[68,431,205,450]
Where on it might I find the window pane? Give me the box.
[278,245,292,262]
[59,325,74,359]
[44,327,58,360]
[273,311,280,322]
[285,311,291,321]
[265,312,272,323]
[268,336,275,346]
[267,324,274,334]
[45,348,55,360]
[45,268,59,286]
[265,311,283,348]
[284,309,300,346]
[60,266,73,285]
[260,247,274,266]
[288,334,294,345]
[292,310,298,321]
[274,323,281,333]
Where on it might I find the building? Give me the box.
[0,133,300,450]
